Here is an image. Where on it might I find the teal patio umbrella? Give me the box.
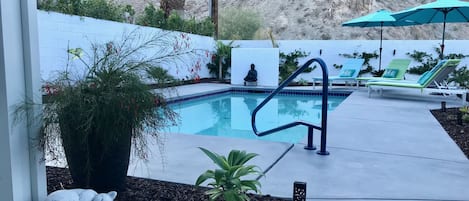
[392,0,469,58]
[343,9,416,70]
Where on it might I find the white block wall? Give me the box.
[226,40,469,82]
[37,10,215,82]
[37,11,469,84]
[231,48,279,87]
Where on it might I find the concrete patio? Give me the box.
[128,83,469,201]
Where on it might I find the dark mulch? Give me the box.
[431,107,469,159]
[46,167,289,201]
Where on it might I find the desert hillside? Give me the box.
[115,0,469,40]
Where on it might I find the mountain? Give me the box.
[116,0,469,40]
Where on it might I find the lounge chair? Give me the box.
[357,59,411,82]
[367,59,467,104]
[312,58,365,88]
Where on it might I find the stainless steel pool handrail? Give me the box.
[251,58,329,155]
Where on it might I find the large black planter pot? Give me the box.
[60,119,132,192]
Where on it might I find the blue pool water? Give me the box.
[168,91,347,143]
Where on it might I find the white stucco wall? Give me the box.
[226,40,469,83]
[1,1,46,201]
[36,11,469,85]
[231,48,279,86]
[37,10,215,82]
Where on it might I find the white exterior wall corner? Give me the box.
[0,0,46,201]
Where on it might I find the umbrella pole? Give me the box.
[440,14,447,59]
[379,23,383,71]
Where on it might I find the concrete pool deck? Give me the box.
[128,83,469,200]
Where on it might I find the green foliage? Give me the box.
[407,48,468,75]
[196,147,263,201]
[449,66,469,88]
[207,41,238,79]
[219,8,262,40]
[279,50,311,82]
[146,66,178,88]
[460,106,469,122]
[137,4,167,28]
[297,78,309,86]
[136,4,214,36]
[39,1,214,36]
[193,17,215,36]
[166,11,185,32]
[338,51,378,75]
[38,0,126,22]
[336,51,377,75]
[406,50,438,74]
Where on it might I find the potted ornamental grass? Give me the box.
[23,30,198,192]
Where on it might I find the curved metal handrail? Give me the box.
[251,58,329,155]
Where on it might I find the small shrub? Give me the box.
[407,48,468,75]
[196,147,263,201]
[195,17,216,36]
[279,50,311,82]
[137,4,167,28]
[146,66,178,88]
[166,11,185,32]
[136,4,214,36]
[38,0,126,22]
[81,0,124,21]
[406,50,437,74]
[460,106,469,122]
[206,41,238,79]
[297,78,309,86]
[449,66,469,88]
[219,8,262,40]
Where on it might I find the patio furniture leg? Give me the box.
[368,86,372,97]
[462,91,468,105]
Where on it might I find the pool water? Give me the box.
[168,92,346,143]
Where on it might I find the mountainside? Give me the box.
[116,0,469,40]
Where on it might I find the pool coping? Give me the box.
[167,85,352,104]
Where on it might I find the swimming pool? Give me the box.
[168,90,348,143]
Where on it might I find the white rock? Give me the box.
[45,189,117,201]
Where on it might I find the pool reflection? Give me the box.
[169,93,344,143]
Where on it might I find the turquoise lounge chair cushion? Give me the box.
[417,71,431,85]
[382,69,399,78]
[339,69,356,77]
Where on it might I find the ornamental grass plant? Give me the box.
[17,29,198,191]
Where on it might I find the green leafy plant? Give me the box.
[146,66,178,88]
[449,66,469,88]
[137,3,167,28]
[207,41,238,79]
[460,106,469,122]
[407,48,468,75]
[196,147,263,201]
[297,78,309,86]
[406,50,438,74]
[219,8,262,40]
[38,0,126,22]
[166,11,185,32]
[279,50,311,82]
[39,1,214,36]
[136,4,214,36]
